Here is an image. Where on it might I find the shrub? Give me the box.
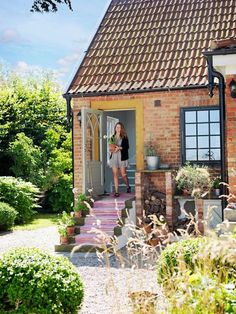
[157,237,204,284]
[0,176,40,224]
[44,173,73,213]
[175,163,211,197]
[0,247,84,313]
[0,202,17,231]
[157,237,236,313]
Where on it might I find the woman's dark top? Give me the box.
[110,135,129,161]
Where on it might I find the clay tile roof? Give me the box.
[68,0,236,95]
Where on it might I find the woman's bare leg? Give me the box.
[112,167,119,193]
[120,167,129,188]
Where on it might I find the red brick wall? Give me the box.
[225,75,236,194]
[72,88,219,194]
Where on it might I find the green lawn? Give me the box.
[13,213,60,231]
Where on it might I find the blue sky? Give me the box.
[0,0,109,90]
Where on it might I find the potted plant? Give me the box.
[144,134,160,170]
[60,211,76,236]
[213,176,221,196]
[175,163,211,198]
[108,136,117,153]
[58,225,69,244]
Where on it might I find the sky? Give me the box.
[0,0,109,90]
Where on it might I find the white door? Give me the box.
[81,109,104,195]
[106,116,119,164]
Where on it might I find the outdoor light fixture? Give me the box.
[77,111,82,127]
[229,79,236,98]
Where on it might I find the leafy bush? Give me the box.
[0,247,84,313]
[157,237,203,283]
[0,177,39,224]
[157,237,236,313]
[45,173,73,213]
[0,202,17,231]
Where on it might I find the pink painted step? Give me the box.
[75,193,134,246]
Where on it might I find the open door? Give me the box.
[81,109,104,195]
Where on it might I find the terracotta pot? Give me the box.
[74,211,81,218]
[143,223,152,234]
[66,226,75,236]
[148,238,160,247]
[182,189,190,196]
[109,143,117,153]
[60,236,69,245]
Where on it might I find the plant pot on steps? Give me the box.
[74,211,82,218]
[66,226,75,236]
[60,236,69,245]
[146,156,160,170]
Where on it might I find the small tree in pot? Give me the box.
[58,225,69,244]
[144,134,160,170]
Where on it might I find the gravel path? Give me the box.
[0,227,165,313]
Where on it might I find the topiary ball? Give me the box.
[0,247,84,313]
[157,237,204,284]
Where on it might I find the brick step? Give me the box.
[80,225,117,231]
[89,211,122,217]
[75,234,112,245]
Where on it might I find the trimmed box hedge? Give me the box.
[0,247,84,313]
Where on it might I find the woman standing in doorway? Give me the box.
[109,122,131,197]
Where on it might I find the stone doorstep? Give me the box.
[54,243,109,253]
[224,208,236,221]
[221,221,236,232]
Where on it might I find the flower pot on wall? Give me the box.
[146,156,160,170]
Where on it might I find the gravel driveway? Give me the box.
[0,227,165,313]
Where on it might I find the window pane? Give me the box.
[198,149,210,160]
[198,123,209,135]
[210,123,220,135]
[186,124,196,135]
[186,149,197,161]
[185,111,196,123]
[210,136,220,148]
[186,137,197,148]
[198,136,209,148]
[210,149,221,161]
[210,110,219,122]
[198,110,208,122]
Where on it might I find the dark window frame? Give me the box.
[181,106,221,166]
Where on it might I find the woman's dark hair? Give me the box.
[113,122,127,138]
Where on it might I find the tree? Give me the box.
[31,0,72,12]
[0,66,73,212]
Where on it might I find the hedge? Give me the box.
[0,202,18,231]
[0,247,84,313]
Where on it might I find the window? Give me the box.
[181,107,221,163]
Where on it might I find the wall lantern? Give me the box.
[77,111,82,127]
[229,79,236,98]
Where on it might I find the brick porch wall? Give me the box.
[72,88,219,223]
[225,75,236,195]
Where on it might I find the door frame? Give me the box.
[91,99,144,170]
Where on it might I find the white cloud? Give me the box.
[57,53,80,67]
[14,61,42,74]
[0,28,21,43]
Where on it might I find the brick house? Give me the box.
[64,0,236,228]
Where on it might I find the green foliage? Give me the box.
[157,237,236,313]
[0,247,84,313]
[157,237,203,283]
[0,66,73,213]
[0,177,39,224]
[45,173,73,213]
[9,133,43,186]
[0,202,18,231]
[60,211,75,227]
[31,0,72,13]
